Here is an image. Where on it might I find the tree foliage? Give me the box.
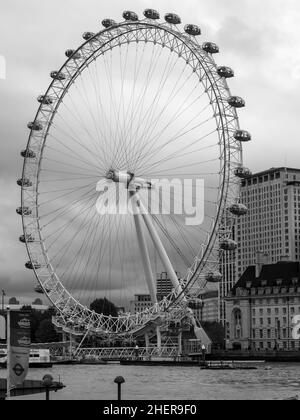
[90,298,118,317]
[35,319,59,343]
[21,306,60,343]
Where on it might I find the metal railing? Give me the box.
[75,346,179,360]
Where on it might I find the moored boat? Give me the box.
[0,348,52,368]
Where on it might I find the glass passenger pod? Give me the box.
[102,19,116,28]
[25,261,41,270]
[37,95,53,105]
[27,121,43,131]
[50,71,67,81]
[188,299,203,310]
[82,32,95,41]
[19,234,35,243]
[34,284,44,294]
[228,203,248,216]
[228,96,245,108]
[220,239,238,251]
[164,13,181,24]
[16,207,32,216]
[234,166,252,179]
[217,66,234,78]
[205,271,223,283]
[34,284,50,294]
[17,178,32,188]
[21,149,36,159]
[65,49,82,60]
[122,11,138,21]
[184,24,201,36]
[202,42,219,54]
[143,9,160,20]
[233,130,251,142]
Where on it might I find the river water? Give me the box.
[1,363,300,400]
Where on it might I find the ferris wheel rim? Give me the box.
[20,17,243,333]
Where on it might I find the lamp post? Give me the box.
[43,374,53,400]
[201,344,206,364]
[114,376,125,401]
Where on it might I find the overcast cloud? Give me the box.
[0,0,299,304]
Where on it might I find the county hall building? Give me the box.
[225,260,300,351]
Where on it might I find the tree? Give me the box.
[35,319,59,343]
[20,306,60,343]
[90,298,118,317]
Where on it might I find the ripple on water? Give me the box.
[1,363,300,400]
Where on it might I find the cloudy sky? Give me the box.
[0,0,299,305]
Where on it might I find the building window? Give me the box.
[233,309,242,339]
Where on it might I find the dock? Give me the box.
[0,378,65,400]
[199,361,258,370]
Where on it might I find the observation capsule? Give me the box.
[19,234,35,243]
[234,166,252,179]
[143,9,160,20]
[16,207,32,216]
[187,298,203,310]
[122,11,138,21]
[184,24,201,36]
[25,260,41,270]
[65,49,82,60]
[17,178,32,188]
[217,66,234,78]
[228,203,248,216]
[50,71,66,81]
[34,284,44,294]
[102,19,116,28]
[27,121,43,131]
[220,239,238,251]
[164,13,181,24]
[228,96,245,108]
[37,95,53,105]
[202,42,219,54]
[21,149,36,159]
[82,32,95,41]
[233,130,251,142]
[205,271,223,283]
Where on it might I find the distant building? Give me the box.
[130,294,152,314]
[193,291,219,323]
[225,260,300,351]
[220,167,300,325]
[237,167,300,277]
[156,272,174,301]
[7,297,49,312]
[116,306,125,315]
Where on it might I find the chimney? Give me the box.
[255,250,269,277]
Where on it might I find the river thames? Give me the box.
[1,363,300,400]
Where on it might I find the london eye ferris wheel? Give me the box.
[17,9,251,338]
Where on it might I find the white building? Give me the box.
[220,167,300,324]
[237,167,300,277]
[130,294,152,314]
[225,260,300,351]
